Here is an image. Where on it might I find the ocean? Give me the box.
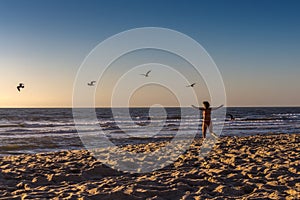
[0,107,299,156]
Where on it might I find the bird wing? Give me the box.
[17,86,20,91]
[146,70,151,76]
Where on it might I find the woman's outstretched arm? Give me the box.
[211,104,224,110]
[191,105,204,110]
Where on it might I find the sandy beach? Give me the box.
[0,133,299,199]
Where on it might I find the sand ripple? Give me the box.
[0,133,299,199]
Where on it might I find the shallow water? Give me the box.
[0,107,299,155]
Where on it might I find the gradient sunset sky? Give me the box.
[0,0,299,107]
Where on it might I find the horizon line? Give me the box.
[1,105,300,109]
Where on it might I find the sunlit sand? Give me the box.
[0,133,299,199]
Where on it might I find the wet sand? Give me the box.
[0,133,299,199]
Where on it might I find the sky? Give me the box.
[0,0,299,107]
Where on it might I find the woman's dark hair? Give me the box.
[203,101,210,109]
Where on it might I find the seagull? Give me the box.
[87,81,96,86]
[227,113,235,121]
[140,70,151,77]
[186,83,196,87]
[17,83,24,92]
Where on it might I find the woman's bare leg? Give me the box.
[208,122,213,133]
[202,123,207,138]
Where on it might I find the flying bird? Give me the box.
[186,83,196,87]
[17,83,24,92]
[140,70,151,77]
[87,81,96,86]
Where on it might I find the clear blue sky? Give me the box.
[0,0,299,107]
